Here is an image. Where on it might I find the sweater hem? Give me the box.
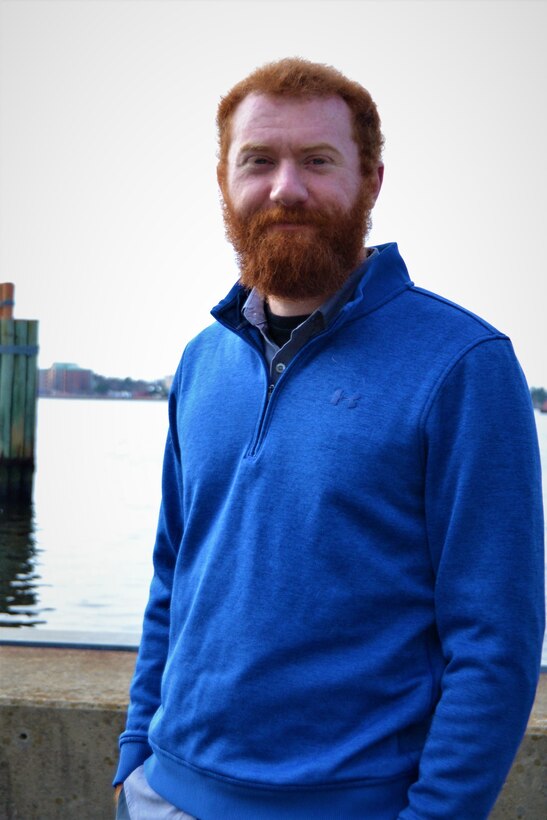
[144,751,416,819]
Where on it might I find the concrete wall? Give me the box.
[0,645,134,820]
[0,644,545,819]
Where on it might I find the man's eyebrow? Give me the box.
[298,143,344,159]
[236,142,344,160]
[237,143,271,156]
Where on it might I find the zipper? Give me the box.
[247,380,275,458]
[246,322,339,459]
[215,304,346,459]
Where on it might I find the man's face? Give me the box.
[219,93,381,301]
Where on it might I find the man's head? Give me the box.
[216,58,384,302]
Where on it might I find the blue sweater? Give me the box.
[115,243,544,819]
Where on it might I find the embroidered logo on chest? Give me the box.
[330,389,361,409]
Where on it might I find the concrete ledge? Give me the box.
[489,673,546,820]
[0,626,141,651]
[0,645,136,819]
[0,644,545,819]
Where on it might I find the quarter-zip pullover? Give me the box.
[115,242,544,819]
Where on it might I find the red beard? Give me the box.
[222,183,375,301]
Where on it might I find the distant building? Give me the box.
[38,363,173,399]
[39,363,93,396]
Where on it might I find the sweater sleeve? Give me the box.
[399,337,545,819]
[113,373,184,785]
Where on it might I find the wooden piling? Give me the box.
[0,283,14,319]
[0,284,39,501]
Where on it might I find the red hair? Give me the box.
[216,57,384,178]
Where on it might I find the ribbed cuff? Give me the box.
[113,738,152,786]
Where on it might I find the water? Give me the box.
[0,398,166,634]
[1,399,546,664]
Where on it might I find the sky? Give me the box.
[1,0,546,386]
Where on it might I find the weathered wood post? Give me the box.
[0,283,39,501]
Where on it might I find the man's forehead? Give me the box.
[232,91,352,122]
[228,92,355,149]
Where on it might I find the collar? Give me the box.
[211,243,412,335]
[239,250,381,372]
[241,247,379,337]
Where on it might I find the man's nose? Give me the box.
[270,162,308,206]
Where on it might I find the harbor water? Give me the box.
[1,397,546,665]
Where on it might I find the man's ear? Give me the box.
[217,164,226,196]
[371,163,384,206]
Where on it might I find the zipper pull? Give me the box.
[267,383,275,401]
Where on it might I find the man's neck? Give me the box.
[266,294,325,317]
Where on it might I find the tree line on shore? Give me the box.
[531,387,547,410]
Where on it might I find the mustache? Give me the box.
[246,206,332,230]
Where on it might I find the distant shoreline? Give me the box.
[38,394,167,402]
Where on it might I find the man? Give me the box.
[114,58,544,819]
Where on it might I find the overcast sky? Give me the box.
[1,0,546,387]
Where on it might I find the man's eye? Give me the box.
[251,157,271,165]
[307,157,328,166]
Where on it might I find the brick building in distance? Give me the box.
[38,363,171,399]
[39,363,93,396]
